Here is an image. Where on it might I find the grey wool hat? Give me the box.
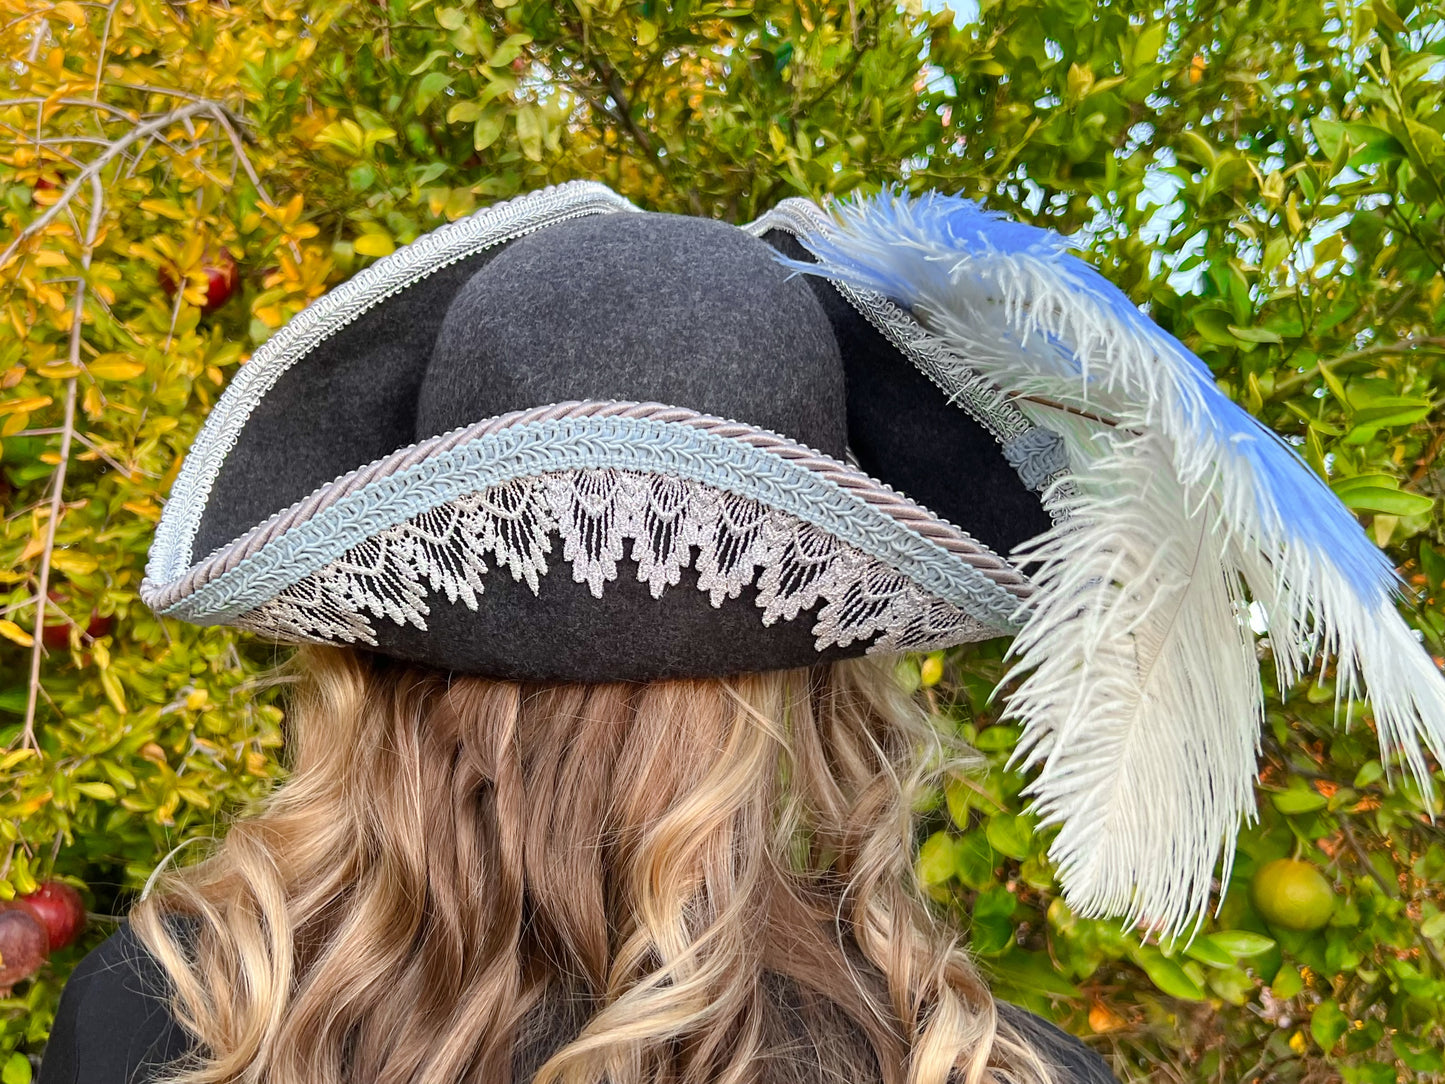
[143,180,1445,938]
[141,181,1061,682]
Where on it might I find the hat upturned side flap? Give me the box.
[148,181,638,587]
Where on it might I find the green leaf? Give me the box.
[986,950,1084,999]
[1420,542,1445,589]
[447,100,483,124]
[1272,779,1329,814]
[1209,930,1277,957]
[1228,324,1283,345]
[1354,759,1386,788]
[488,33,531,69]
[918,830,957,886]
[954,831,997,889]
[472,109,506,151]
[1133,948,1207,1000]
[984,813,1033,861]
[1394,1035,1445,1074]
[944,776,976,829]
[2,1053,31,1084]
[1419,910,1445,941]
[1178,129,1217,168]
[1347,394,1433,427]
[515,107,544,161]
[1336,486,1434,516]
[1130,22,1165,67]
[1207,964,1255,1005]
[1192,307,1238,346]
[1270,965,1305,999]
[413,71,453,114]
[973,724,1021,752]
[1311,120,1403,166]
[354,232,395,258]
[1317,359,1349,406]
[1311,998,1349,1051]
[1183,934,1234,967]
[1329,473,1434,515]
[1371,0,1407,33]
[314,118,364,156]
[975,884,1017,922]
[970,886,1017,955]
[408,48,454,76]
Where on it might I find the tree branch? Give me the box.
[0,100,212,271]
[22,172,102,749]
[1273,336,1445,395]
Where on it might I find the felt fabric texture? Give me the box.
[41,923,1118,1084]
[362,553,871,682]
[195,252,499,558]
[176,204,1055,680]
[417,213,848,458]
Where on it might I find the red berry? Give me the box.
[201,249,239,313]
[159,248,239,314]
[17,881,85,952]
[40,590,109,650]
[0,908,47,991]
[41,588,70,650]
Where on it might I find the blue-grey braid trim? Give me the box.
[152,414,1026,631]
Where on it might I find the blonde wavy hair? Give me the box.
[132,647,1058,1084]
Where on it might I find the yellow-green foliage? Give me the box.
[1,1,1443,1081]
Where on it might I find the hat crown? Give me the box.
[414,213,847,456]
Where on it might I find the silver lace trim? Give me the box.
[234,467,993,655]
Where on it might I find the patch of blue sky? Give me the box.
[918,0,981,28]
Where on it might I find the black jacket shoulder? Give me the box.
[997,1001,1116,1084]
[40,925,1113,1084]
[38,922,195,1084]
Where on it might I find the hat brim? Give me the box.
[142,183,1064,678]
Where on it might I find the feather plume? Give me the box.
[781,189,1445,937]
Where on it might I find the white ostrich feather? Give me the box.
[782,189,1445,938]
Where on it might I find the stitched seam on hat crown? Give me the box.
[147,181,639,588]
[157,416,1025,629]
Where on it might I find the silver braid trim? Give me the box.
[148,181,638,587]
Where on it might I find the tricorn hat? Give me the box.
[143,181,1445,937]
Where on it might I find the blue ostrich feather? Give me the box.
[773,186,1445,939]
[780,187,1396,600]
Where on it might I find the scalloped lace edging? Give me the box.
[232,467,995,655]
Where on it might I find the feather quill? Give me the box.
[782,189,1445,937]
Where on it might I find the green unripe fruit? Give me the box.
[1251,858,1336,932]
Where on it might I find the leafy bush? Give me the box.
[1,1,1441,1080]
